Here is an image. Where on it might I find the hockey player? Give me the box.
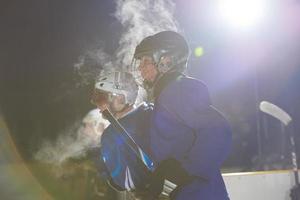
[91,71,154,198]
[132,31,232,200]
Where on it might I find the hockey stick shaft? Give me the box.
[288,125,300,186]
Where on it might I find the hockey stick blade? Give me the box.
[259,101,292,126]
[102,109,155,172]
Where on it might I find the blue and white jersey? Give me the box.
[98,103,153,191]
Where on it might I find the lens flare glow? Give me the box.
[0,115,53,199]
[194,47,204,57]
[218,0,266,28]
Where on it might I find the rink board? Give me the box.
[223,170,297,200]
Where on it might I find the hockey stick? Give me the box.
[259,101,292,126]
[259,101,299,187]
[102,109,155,172]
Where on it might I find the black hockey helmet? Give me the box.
[133,31,189,73]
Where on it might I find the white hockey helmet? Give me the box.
[94,71,138,106]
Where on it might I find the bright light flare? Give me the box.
[194,47,204,57]
[218,0,266,28]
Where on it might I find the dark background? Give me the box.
[1,0,300,171]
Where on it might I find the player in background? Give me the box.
[91,70,154,200]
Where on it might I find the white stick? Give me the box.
[259,101,292,126]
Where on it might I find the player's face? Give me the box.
[91,89,110,111]
[108,94,126,113]
[138,56,158,83]
[91,89,126,117]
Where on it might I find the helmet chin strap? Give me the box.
[142,59,186,102]
[109,101,125,112]
[142,68,162,90]
[109,100,131,117]
[141,64,166,102]
[110,103,134,119]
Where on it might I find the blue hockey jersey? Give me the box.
[98,103,153,191]
[150,73,232,200]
